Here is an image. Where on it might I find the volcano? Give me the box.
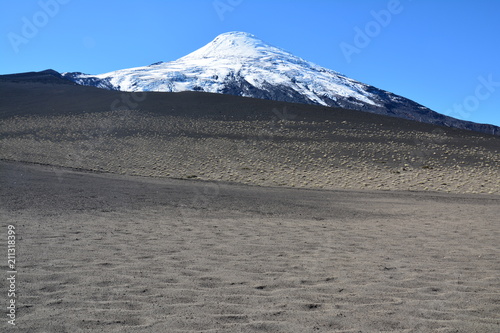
[59,31,498,135]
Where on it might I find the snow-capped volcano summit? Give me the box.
[181,31,285,59]
[63,31,381,108]
[62,32,498,135]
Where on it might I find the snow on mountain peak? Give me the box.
[180,31,285,60]
[62,31,382,107]
[58,31,500,135]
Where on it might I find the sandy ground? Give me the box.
[1,83,499,331]
[1,161,499,332]
[1,110,499,195]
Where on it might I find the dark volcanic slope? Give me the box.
[1,73,499,194]
[0,71,497,137]
[0,69,76,85]
[3,69,500,136]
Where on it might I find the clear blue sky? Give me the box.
[1,0,499,127]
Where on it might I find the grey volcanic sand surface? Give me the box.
[1,76,500,332]
[1,79,499,195]
[1,161,499,332]
[1,108,499,195]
